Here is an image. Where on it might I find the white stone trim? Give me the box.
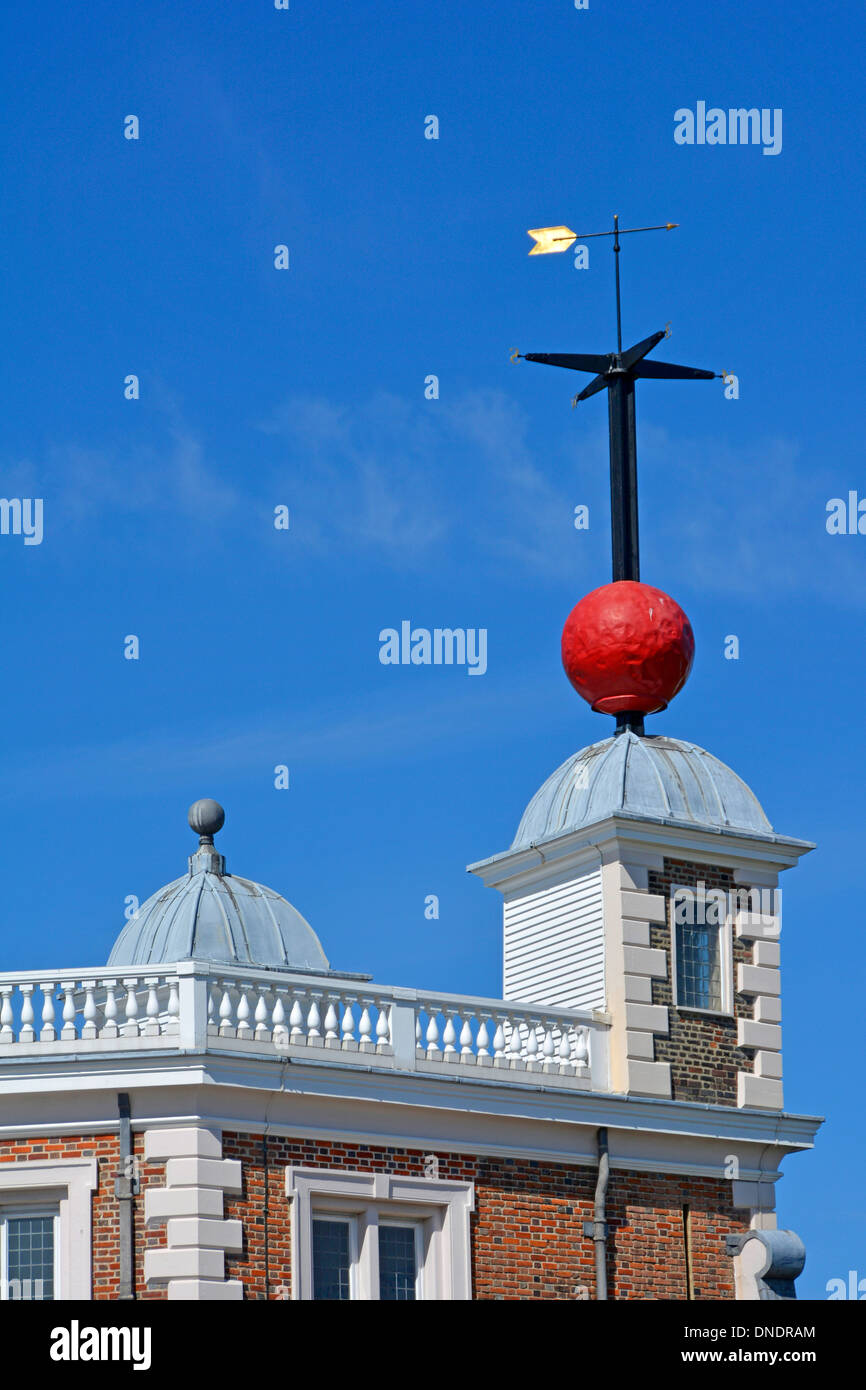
[754,1051,783,1080]
[753,941,780,968]
[625,1059,671,1098]
[624,1003,668,1034]
[625,1031,655,1060]
[738,1074,783,1110]
[286,1165,474,1301]
[0,1158,96,1300]
[621,890,667,923]
[738,964,781,997]
[753,995,782,1024]
[737,1020,782,1051]
[622,921,651,947]
[622,946,667,978]
[623,975,652,1003]
[144,1127,243,1300]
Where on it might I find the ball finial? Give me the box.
[188,798,226,844]
[561,580,694,720]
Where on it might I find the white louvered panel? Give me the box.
[503,866,605,1010]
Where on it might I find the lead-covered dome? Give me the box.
[107,799,330,972]
[512,731,773,849]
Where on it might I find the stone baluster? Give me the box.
[525,1019,540,1072]
[415,1015,424,1058]
[324,1000,340,1048]
[358,1002,374,1052]
[493,1018,506,1065]
[574,1027,589,1071]
[341,999,357,1050]
[60,982,77,1041]
[207,984,219,1039]
[0,986,14,1043]
[143,978,160,1037]
[121,979,139,1038]
[375,1001,390,1052]
[101,981,118,1039]
[307,996,323,1045]
[289,996,305,1042]
[476,1017,492,1065]
[558,1026,573,1074]
[459,1016,474,1061]
[166,978,180,1034]
[508,1017,524,1069]
[236,985,253,1040]
[218,983,235,1037]
[40,983,57,1042]
[443,1012,458,1061]
[272,993,288,1047]
[19,984,36,1043]
[254,991,271,1042]
[425,1010,440,1057]
[542,1024,557,1073]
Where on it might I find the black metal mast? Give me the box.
[519,215,718,584]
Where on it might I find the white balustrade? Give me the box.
[0,970,182,1047]
[0,966,605,1090]
[412,1000,593,1081]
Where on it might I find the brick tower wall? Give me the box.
[648,858,755,1106]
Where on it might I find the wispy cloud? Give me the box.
[0,675,554,805]
[258,387,605,577]
[7,379,858,603]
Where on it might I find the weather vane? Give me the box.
[515,214,722,584]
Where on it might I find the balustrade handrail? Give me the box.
[0,962,610,1025]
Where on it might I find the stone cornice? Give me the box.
[0,1047,823,1158]
[468,813,814,892]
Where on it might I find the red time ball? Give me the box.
[561,581,695,715]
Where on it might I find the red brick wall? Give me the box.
[221,1131,746,1300]
[0,1131,747,1300]
[0,1133,166,1300]
[648,858,755,1106]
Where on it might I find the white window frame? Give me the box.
[310,1213,359,1300]
[378,1215,425,1301]
[0,1159,97,1301]
[670,883,734,1017]
[287,1167,474,1301]
[0,1205,59,1301]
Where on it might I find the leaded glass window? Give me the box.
[312,1218,351,1300]
[379,1225,418,1301]
[1,1212,55,1300]
[675,921,723,1011]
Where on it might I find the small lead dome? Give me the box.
[512,731,773,849]
[107,800,330,972]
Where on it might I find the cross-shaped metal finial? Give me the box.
[517,216,722,583]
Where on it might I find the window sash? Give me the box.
[670,885,732,1015]
[311,1217,356,1301]
[377,1222,422,1301]
[310,1207,426,1301]
[0,1208,58,1301]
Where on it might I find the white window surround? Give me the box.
[286,1167,474,1301]
[0,1159,97,1301]
[669,883,734,1018]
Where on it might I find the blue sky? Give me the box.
[1,0,864,1299]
